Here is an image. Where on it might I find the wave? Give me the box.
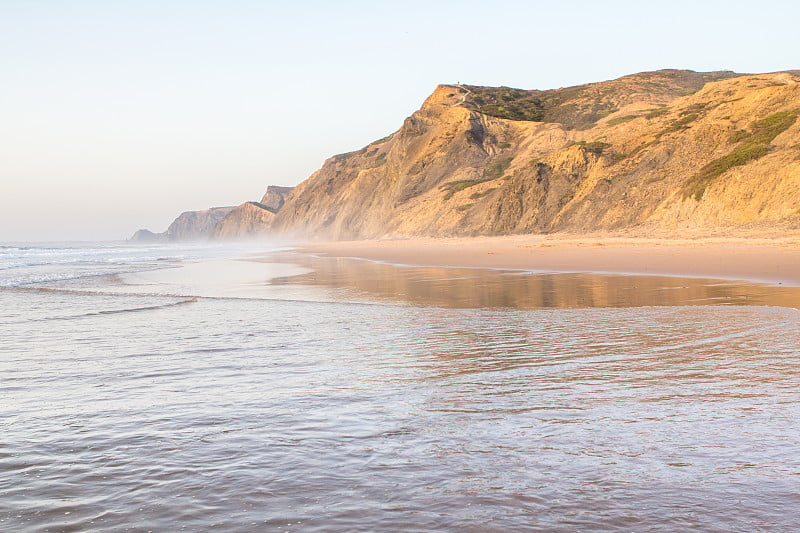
[0,242,285,286]
[3,296,199,324]
[0,257,179,272]
[0,241,271,288]
[0,264,175,288]
[84,297,199,317]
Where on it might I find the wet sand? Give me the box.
[298,235,800,287]
[256,251,800,310]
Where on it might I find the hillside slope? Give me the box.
[129,186,293,241]
[211,201,277,239]
[165,206,235,240]
[209,186,294,239]
[271,70,800,240]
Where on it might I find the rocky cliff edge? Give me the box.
[270,70,800,240]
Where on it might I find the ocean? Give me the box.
[2,242,800,532]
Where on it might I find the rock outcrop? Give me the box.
[271,70,800,239]
[130,185,293,241]
[210,202,277,239]
[129,229,164,242]
[260,186,294,212]
[207,186,294,239]
[164,206,235,240]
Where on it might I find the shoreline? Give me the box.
[295,234,800,287]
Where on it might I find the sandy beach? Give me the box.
[298,234,800,287]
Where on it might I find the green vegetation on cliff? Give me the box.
[683,109,800,200]
[269,70,800,240]
[462,70,738,129]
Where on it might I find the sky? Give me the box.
[2,0,799,241]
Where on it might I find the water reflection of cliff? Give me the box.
[265,253,800,310]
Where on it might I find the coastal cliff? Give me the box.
[260,185,294,212]
[210,201,276,239]
[208,186,294,239]
[130,186,292,241]
[164,206,235,240]
[271,70,800,239]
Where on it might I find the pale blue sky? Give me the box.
[2,0,799,240]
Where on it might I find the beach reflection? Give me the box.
[265,252,800,309]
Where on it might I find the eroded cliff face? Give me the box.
[260,186,293,212]
[272,70,800,239]
[130,185,293,241]
[210,202,276,239]
[129,229,164,242]
[165,207,235,240]
[208,186,293,239]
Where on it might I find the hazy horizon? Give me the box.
[3,0,799,241]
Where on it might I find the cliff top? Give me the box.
[433,70,744,129]
[271,67,800,240]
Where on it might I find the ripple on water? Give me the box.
[1,288,800,531]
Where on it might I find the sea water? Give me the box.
[2,242,800,532]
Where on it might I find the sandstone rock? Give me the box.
[260,186,294,212]
[271,70,800,239]
[165,206,235,241]
[210,202,276,239]
[129,229,164,242]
